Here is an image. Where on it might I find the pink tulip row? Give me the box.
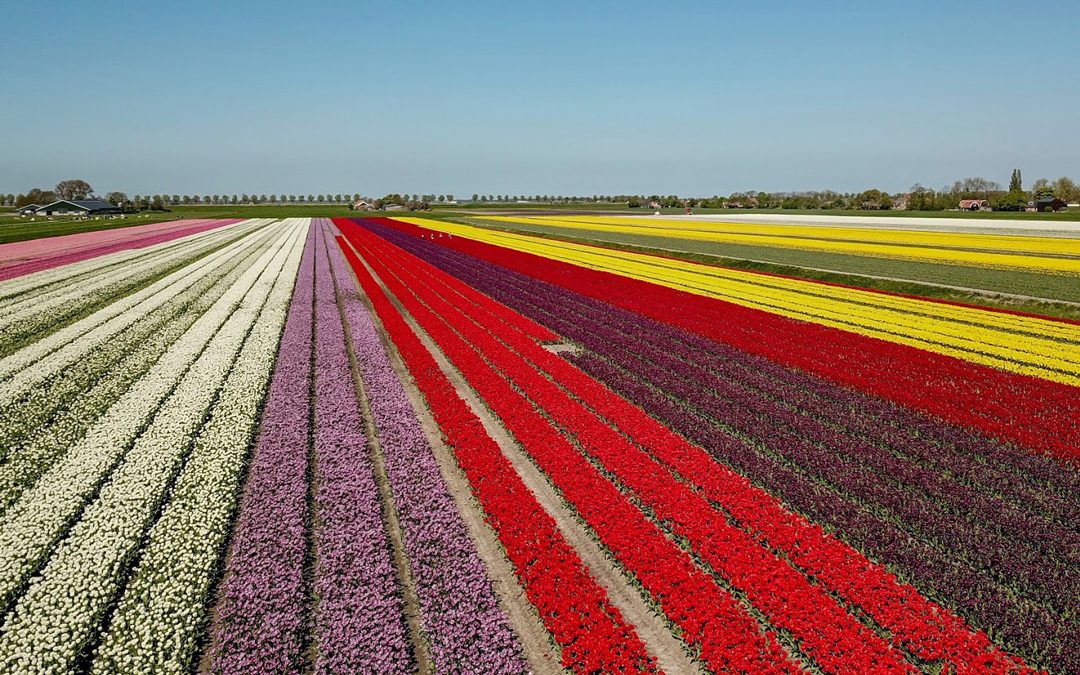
[0,218,239,281]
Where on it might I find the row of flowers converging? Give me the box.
[0,219,307,672]
[0,208,1070,672]
[0,223,283,517]
[402,219,1080,388]
[209,219,527,674]
[477,214,1080,275]
[369,221,1079,670]
[391,217,1080,464]
[0,219,265,358]
[0,217,242,282]
[363,216,1076,673]
[337,218,1045,673]
[0,217,525,673]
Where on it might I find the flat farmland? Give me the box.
[0,215,1075,673]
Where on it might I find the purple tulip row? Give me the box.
[209,222,412,673]
[310,221,414,673]
[360,220,1077,674]
[323,222,528,673]
[208,223,317,673]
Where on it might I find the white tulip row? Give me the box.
[0,220,299,616]
[0,232,279,514]
[0,218,265,305]
[90,220,308,674]
[0,248,149,305]
[0,219,309,673]
[0,219,281,400]
[0,225,282,455]
[0,219,265,340]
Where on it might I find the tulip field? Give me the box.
[0,215,1075,673]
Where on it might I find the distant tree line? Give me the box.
[6,173,1079,211]
[3,182,368,210]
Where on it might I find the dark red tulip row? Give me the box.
[333,236,655,673]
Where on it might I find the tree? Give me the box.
[1009,169,1023,193]
[1052,176,1078,203]
[55,179,93,200]
[857,188,892,209]
[995,190,1028,211]
[16,188,57,207]
[447,194,454,202]
[1032,178,1054,200]
[105,191,128,205]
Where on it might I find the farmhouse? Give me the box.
[958,199,990,211]
[1032,197,1068,213]
[15,204,42,216]
[33,199,123,217]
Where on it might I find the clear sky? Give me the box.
[3,0,1077,197]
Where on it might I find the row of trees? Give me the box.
[5,173,1078,212]
[2,181,372,209]
[905,172,1079,211]
[5,193,367,209]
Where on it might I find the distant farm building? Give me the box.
[1032,197,1068,213]
[959,199,990,211]
[15,204,42,216]
[33,200,123,217]
[351,200,375,211]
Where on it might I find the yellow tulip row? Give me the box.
[402,218,1080,387]
[474,214,1080,276]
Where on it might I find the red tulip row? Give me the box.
[362,217,1080,463]
[333,237,654,673]
[343,224,799,672]
[342,218,1038,674]
[346,221,914,673]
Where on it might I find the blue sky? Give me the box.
[3,0,1077,197]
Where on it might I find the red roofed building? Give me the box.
[959,199,990,211]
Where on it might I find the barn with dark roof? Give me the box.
[33,200,123,216]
